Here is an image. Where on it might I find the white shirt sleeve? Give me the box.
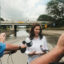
[43,36,48,50]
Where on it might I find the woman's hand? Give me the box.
[35,52,46,55]
[28,51,36,56]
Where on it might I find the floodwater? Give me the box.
[0,29,64,64]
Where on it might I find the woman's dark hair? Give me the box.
[30,23,43,40]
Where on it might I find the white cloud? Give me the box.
[1,0,47,21]
[27,0,40,8]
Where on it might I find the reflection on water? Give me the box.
[7,29,59,47]
[6,29,29,44]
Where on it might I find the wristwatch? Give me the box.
[19,45,21,50]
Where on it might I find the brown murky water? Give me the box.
[0,30,64,64]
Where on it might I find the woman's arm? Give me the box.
[28,51,36,56]
[35,52,47,55]
[28,51,46,56]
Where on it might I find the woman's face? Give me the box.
[34,26,40,37]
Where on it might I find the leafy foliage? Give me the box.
[47,0,64,26]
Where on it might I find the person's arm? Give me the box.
[5,43,26,51]
[4,50,17,55]
[28,51,45,56]
[26,48,44,56]
[0,33,26,51]
[28,51,36,56]
[30,34,64,64]
[35,52,46,55]
[4,44,26,54]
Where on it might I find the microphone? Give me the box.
[20,38,32,53]
[19,42,26,53]
[40,45,49,52]
[25,38,32,47]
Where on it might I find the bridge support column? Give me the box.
[14,25,17,37]
[11,25,17,37]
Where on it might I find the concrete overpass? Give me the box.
[0,20,51,37]
[0,20,50,26]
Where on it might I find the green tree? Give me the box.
[47,0,64,26]
[37,14,55,21]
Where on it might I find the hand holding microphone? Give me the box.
[20,38,32,53]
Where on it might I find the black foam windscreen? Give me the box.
[22,41,26,44]
[26,41,32,47]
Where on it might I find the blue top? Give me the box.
[0,42,6,57]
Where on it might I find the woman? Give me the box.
[24,24,48,64]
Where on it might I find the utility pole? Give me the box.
[0,0,1,32]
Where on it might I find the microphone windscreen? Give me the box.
[22,41,26,44]
[26,42,32,47]
[25,38,32,47]
[25,38,31,43]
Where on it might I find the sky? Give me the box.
[0,0,50,21]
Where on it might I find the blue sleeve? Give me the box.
[0,42,6,57]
